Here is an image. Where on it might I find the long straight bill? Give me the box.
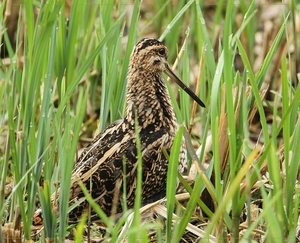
[164,65,206,107]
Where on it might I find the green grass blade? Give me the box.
[58,87,87,240]
[56,22,119,119]
[166,126,183,242]
[255,14,289,88]
[159,0,194,41]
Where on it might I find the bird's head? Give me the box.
[129,38,205,108]
[130,38,169,73]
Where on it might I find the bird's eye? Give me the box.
[158,48,165,56]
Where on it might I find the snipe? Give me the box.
[33,38,205,225]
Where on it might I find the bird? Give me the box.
[32,38,205,225]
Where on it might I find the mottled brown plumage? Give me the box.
[33,38,205,225]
